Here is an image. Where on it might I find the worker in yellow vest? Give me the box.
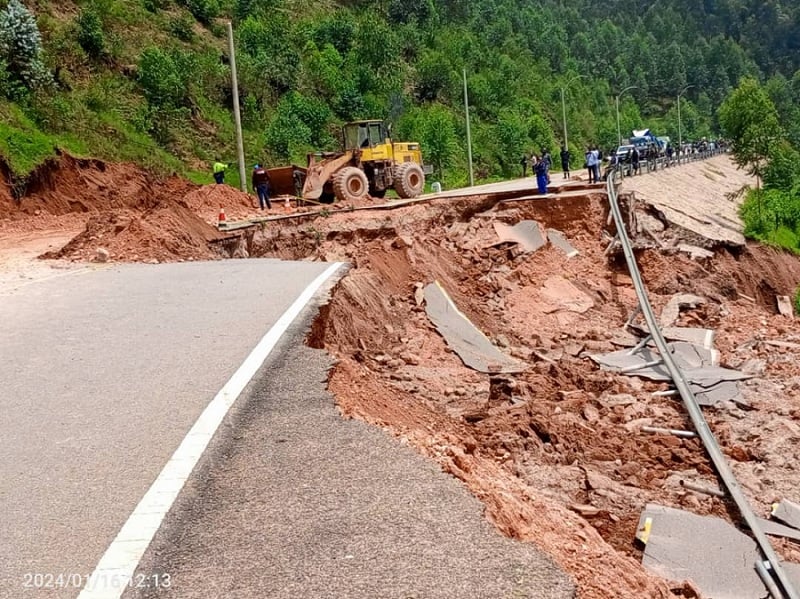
[212,157,229,184]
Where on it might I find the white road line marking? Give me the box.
[78,262,344,599]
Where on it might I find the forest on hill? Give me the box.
[0,0,798,186]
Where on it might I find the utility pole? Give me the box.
[463,68,474,187]
[677,84,695,163]
[615,85,638,146]
[560,88,568,151]
[226,21,246,192]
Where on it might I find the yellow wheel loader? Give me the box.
[269,120,432,204]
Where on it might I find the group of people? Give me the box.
[520,146,577,192]
[521,148,567,195]
[212,158,272,210]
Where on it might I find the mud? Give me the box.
[258,188,800,597]
[0,154,262,262]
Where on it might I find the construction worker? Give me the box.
[212,157,228,184]
[251,163,271,210]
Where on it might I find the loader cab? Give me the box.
[343,120,392,162]
[343,120,388,151]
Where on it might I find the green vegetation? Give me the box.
[794,286,800,316]
[720,76,800,252]
[0,0,799,189]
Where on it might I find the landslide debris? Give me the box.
[0,153,260,262]
[257,190,800,597]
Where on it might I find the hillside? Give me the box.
[0,0,799,187]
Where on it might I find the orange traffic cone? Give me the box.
[284,197,291,212]
[218,207,227,227]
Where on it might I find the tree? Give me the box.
[416,104,458,179]
[718,77,781,186]
[0,0,50,92]
[76,8,106,60]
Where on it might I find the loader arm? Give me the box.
[302,150,355,200]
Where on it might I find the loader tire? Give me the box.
[394,162,425,198]
[333,167,369,203]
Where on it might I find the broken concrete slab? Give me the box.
[636,504,768,598]
[539,275,594,314]
[661,326,715,350]
[592,345,750,406]
[660,293,707,327]
[677,244,714,260]
[758,517,800,542]
[424,281,525,374]
[689,380,747,408]
[492,221,546,253]
[772,499,800,531]
[777,295,795,319]
[669,341,717,369]
[785,563,800,592]
[547,229,579,258]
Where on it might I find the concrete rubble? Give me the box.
[423,281,525,374]
[547,229,580,258]
[636,504,800,598]
[773,499,800,531]
[492,221,547,253]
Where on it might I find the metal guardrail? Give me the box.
[605,176,798,599]
[607,148,726,181]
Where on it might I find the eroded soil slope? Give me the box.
[254,190,800,598]
[0,154,258,262]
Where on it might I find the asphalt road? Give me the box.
[0,259,334,598]
[128,331,575,598]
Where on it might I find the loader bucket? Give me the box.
[266,165,306,197]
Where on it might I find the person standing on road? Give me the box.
[213,157,228,185]
[560,146,570,179]
[542,148,552,184]
[535,155,548,195]
[586,146,600,183]
[251,163,271,210]
[520,154,529,178]
[631,146,640,175]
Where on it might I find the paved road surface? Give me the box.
[130,334,575,599]
[0,259,333,598]
[1,257,574,599]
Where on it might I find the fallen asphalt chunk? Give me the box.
[629,323,716,351]
[591,347,750,385]
[758,517,800,542]
[636,503,769,598]
[424,281,525,374]
[668,341,717,369]
[689,380,747,408]
[547,229,579,258]
[777,295,794,319]
[785,563,800,592]
[772,499,800,531]
[661,326,716,350]
[492,220,547,253]
[592,345,750,407]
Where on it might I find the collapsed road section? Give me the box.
[606,175,799,598]
[5,153,800,597]
[248,159,800,598]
